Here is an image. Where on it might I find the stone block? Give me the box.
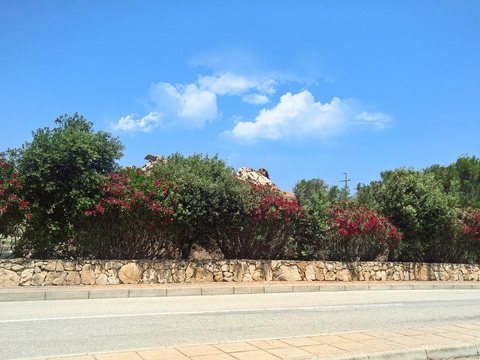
[192,267,214,283]
[81,264,96,285]
[118,262,143,284]
[66,271,81,286]
[95,273,108,285]
[32,272,46,286]
[0,269,20,287]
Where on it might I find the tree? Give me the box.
[359,168,456,262]
[14,113,124,258]
[151,153,250,258]
[455,155,480,207]
[425,155,480,208]
[292,178,339,259]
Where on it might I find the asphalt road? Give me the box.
[1,289,480,359]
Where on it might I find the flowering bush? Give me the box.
[150,153,254,258]
[0,159,31,242]
[73,167,177,259]
[218,183,304,259]
[444,207,480,263]
[325,201,403,261]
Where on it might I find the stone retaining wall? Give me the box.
[1,259,479,287]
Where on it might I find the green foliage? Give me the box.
[0,159,31,241]
[291,178,339,259]
[446,207,480,264]
[13,113,124,258]
[449,208,480,264]
[151,153,250,258]
[219,183,304,259]
[357,168,456,262]
[325,201,403,261]
[72,167,177,259]
[425,155,480,208]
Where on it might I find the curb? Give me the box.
[36,338,480,360]
[321,342,480,360]
[1,282,480,302]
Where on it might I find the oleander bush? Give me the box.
[324,201,403,261]
[73,167,177,259]
[445,207,480,264]
[2,115,480,263]
[217,182,304,259]
[0,159,31,243]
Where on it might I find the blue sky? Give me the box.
[1,1,479,192]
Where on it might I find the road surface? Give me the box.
[1,289,480,359]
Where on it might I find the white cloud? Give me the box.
[198,73,257,95]
[112,69,389,136]
[198,72,277,100]
[112,81,218,132]
[112,112,161,133]
[229,91,390,141]
[148,82,218,129]
[242,93,269,105]
[354,111,390,129]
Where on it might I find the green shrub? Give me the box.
[325,201,402,261]
[13,114,124,258]
[218,183,304,259]
[442,207,480,264]
[151,153,250,258]
[73,167,177,259]
[290,178,339,260]
[0,159,31,243]
[356,168,456,262]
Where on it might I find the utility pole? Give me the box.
[340,172,350,198]
[340,172,350,191]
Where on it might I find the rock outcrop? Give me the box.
[140,155,296,200]
[236,167,296,200]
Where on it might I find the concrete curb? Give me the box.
[1,282,480,302]
[312,342,480,359]
[36,339,480,360]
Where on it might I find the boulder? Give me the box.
[0,269,19,287]
[118,263,143,284]
[236,167,296,200]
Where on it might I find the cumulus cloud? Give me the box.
[354,111,390,128]
[228,91,390,141]
[198,73,276,99]
[112,69,389,137]
[198,73,257,95]
[112,112,161,133]
[148,82,218,129]
[242,93,269,105]
[112,72,278,132]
